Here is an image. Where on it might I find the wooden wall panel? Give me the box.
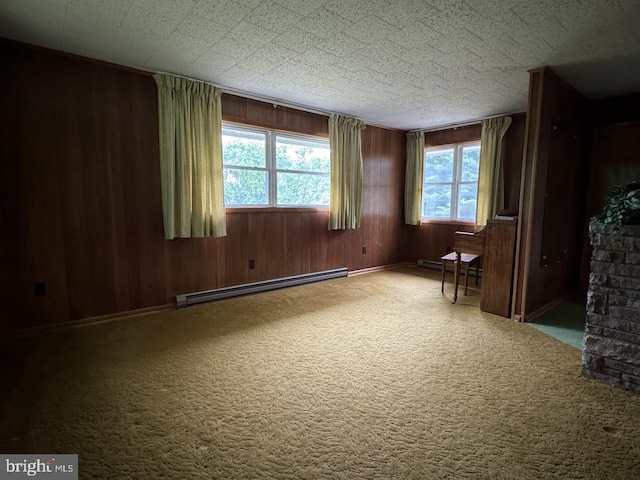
[1,44,67,328]
[402,223,476,264]
[0,50,71,331]
[0,41,406,333]
[512,73,542,318]
[586,123,640,218]
[222,95,329,137]
[579,121,640,291]
[503,113,526,212]
[589,93,640,127]
[513,67,589,321]
[425,124,481,146]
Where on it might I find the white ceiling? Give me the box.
[2,0,640,130]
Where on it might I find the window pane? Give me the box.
[423,184,452,218]
[223,168,268,205]
[277,173,330,206]
[461,144,480,181]
[424,148,454,183]
[457,183,478,220]
[222,129,266,168]
[275,135,330,172]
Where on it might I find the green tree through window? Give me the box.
[222,125,330,207]
[222,128,268,205]
[423,142,480,221]
[276,136,330,205]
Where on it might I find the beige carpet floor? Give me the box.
[1,267,639,479]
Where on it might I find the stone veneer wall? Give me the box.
[582,224,640,393]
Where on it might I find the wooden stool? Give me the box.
[440,252,480,296]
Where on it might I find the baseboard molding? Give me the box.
[2,303,175,339]
[348,262,413,276]
[520,292,576,323]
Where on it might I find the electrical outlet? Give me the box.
[249,259,255,269]
[362,246,367,254]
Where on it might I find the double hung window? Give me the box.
[422,141,481,221]
[222,124,331,207]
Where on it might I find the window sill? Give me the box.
[226,206,330,214]
[420,219,475,227]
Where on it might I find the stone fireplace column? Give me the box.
[582,224,640,393]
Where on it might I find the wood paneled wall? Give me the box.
[586,122,640,225]
[0,41,405,333]
[512,67,589,321]
[401,114,526,263]
[585,93,640,220]
[503,113,526,212]
[222,95,329,137]
[589,93,640,127]
[424,124,481,146]
[578,119,640,291]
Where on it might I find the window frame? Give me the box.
[422,140,481,223]
[222,123,270,208]
[222,122,331,209]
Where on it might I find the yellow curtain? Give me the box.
[153,74,226,239]
[405,131,425,225]
[476,116,512,227]
[328,113,366,230]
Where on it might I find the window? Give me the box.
[422,141,481,221]
[222,124,330,207]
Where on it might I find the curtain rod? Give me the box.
[156,69,403,129]
[156,70,523,132]
[154,70,333,118]
[222,86,334,118]
[156,70,410,129]
[416,110,526,133]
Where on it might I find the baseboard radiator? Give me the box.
[417,259,442,271]
[176,267,349,308]
[417,259,483,276]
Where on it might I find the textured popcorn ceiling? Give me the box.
[2,0,640,130]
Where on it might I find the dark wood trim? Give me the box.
[348,262,412,276]
[421,219,476,227]
[226,206,330,214]
[2,303,175,339]
[520,291,575,323]
[513,69,544,319]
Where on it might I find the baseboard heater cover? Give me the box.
[417,259,442,270]
[417,259,483,276]
[176,267,348,308]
